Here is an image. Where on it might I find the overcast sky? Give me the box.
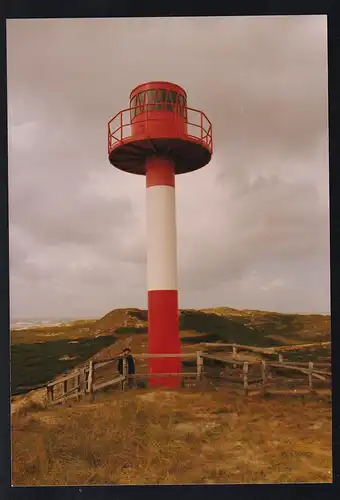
[7,15,329,319]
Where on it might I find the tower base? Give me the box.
[148,290,182,388]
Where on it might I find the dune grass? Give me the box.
[11,389,332,486]
[179,310,330,346]
[11,335,117,395]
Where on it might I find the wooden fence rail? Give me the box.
[45,349,331,405]
[46,352,201,405]
[199,341,331,357]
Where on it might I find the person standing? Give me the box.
[117,348,136,388]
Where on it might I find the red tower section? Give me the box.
[108,82,212,388]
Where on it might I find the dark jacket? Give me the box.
[117,354,135,375]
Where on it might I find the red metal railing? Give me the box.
[108,105,213,155]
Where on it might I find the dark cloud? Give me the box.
[7,16,329,318]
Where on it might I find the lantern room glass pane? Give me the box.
[146,90,157,103]
[132,88,186,115]
[159,89,167,104]
[135,92,146,116]
[131,95,137,118]
[178,94,187,118]
[146,90,157,111]
[153,89,163,110]
[166,90,177,111]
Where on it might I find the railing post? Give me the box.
[88,361,94,400]
[196,351,203,381]
[47,384,54,404]
[278,354,283,363]
[261,360,267,395]
[308,361,313,392]
[80,368,86,396]
[232,345,237,359]
[63,380,68,403]
[122,357,128,391]
[243,362,249,395]
[84,367,89,393]
[76,373,81,401]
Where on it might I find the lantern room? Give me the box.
[129,81,188,139]
[108,81,213,176]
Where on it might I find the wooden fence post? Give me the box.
[181,371,185,388]
[88,361,94,400]
[63,380,68,403]
[232,345,237,359]
[47,385,54,404]
[243,362,249,395]
[196,351,203,381]
[80,368,86,396]
[122,357,128,390]
[261,360,267,394]
[84,368,89,393]
[278,354,283,363]
[76,373,81,401]
[308,361,313,392]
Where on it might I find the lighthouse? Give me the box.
[108,82,213,387]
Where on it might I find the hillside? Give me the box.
[11,307,330,396]
[11,389,332,485]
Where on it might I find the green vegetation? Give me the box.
[115,327,147,334]
[11,306,330,396]
[11,335,117,395]
[282,347,331,363]
[179,309,329,347]
[180,311,280,346]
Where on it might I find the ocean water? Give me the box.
[10,318,78,329]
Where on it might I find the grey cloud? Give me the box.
[7,16,329,318]
[12,191,133,246]
[177,174,328,292]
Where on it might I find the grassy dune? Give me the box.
[11,389,332,485]
[11,307,332,486]
[10,307,330,395]
[11,334,117,395]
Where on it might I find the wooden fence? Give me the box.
[46,349,331,406]
[46,352,197,405]
[199,341,331,358]
[202,356,331,395]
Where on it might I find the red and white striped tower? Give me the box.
[108,82,212,388]
[146,157,181,386]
